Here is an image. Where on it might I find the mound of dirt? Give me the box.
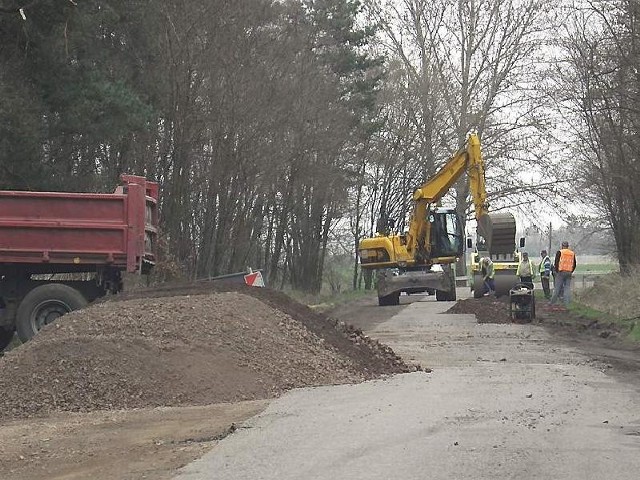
[447,296,513,323]
[111,281,410,377]
[0,286,412,419]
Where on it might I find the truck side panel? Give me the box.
[0,176,157,274]
[0,193,128,268]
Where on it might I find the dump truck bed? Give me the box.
[0,175,158,275]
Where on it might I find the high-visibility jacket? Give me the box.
[539,256,552,277]
[516,259,535,279]
[558,248,576,272]
[481,258,495,279]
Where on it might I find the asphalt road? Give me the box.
[174,295,640,479]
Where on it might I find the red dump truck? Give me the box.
[0,175,158,350]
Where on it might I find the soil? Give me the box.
[0,282,416,480]
[1,287,638,479]
[0,283,412,420]
[443,294,640,377]
[446,296,513,323]
[337,292,640,379]
[446,295,637,344]
[0,401,267,480]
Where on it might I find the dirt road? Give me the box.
[174,292,640,479]
[0,401,267,480]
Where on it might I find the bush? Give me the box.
[576,271,640,341]
[576,271,640,320]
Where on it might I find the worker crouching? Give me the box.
[479,257,496,296]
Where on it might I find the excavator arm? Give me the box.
[358,133,518,306]
[409,133,516,256]
[411,134,486,211]
[359,133,516,268]
[404,133,490,260]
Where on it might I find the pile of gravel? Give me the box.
[0,286,413,419]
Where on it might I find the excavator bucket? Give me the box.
[477,212,517,255]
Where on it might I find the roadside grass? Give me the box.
[573,271,640,342]
[568,302,620,324]
[528,270,640,343]
[573,263,618,274]
[628,323,640,342]
[534,288,549,299]
[568,301,640,342]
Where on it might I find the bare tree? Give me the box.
[360,0,560,275]
[558,0,640,273]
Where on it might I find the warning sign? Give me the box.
[244,271,265,287]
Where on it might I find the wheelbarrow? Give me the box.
[509,282,535,321]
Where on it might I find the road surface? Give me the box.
[174,294,640,479]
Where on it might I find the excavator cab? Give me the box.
[429,209,464,259]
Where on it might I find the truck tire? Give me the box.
[378,292,400,306]
[0,327,14,351]
[16,284,88,342]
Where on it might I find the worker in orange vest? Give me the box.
[550,241,576,307]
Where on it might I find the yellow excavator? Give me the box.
[358,133,518,306]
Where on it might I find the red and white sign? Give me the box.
[244,271,265,287]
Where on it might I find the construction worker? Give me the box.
[516,251,535,290]
[479,257,495,296]
[550,241,576,307]
[539,250,552,299]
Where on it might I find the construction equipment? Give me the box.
[469,249,522,297]
[509,283,536,321]
[359,134,517,306]
[468,218,525,298]
[0,175,158,349]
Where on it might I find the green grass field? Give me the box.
[573,263,618,274]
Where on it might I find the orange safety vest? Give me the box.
[558,248,575,272]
